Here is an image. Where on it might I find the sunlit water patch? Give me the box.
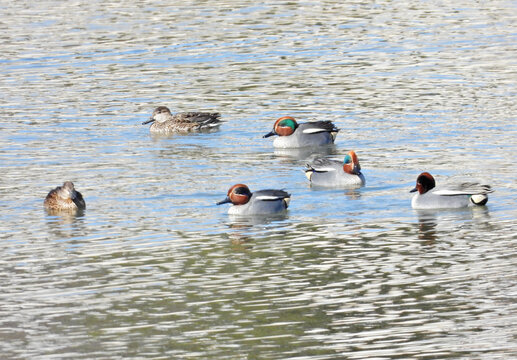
[1,0,516,359]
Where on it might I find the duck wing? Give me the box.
[434,182,493,196]
[176,112,222,127]
[72,190,86,209]
[305,157,341,173]
[253,189,291,201]
[300,121,339,134]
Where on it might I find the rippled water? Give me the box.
[1,1,516,358]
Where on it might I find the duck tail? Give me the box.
[304,164,314,181]
[470,194,489,206]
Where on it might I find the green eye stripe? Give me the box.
[278,119,296,130]
[344,155,352,164]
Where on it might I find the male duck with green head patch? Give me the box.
[305,150,365,188]
[263,116,339,148]
[217,184,291,216]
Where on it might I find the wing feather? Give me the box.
[306,157,341,173]
[434,183,493,196]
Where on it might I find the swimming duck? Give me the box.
[305,150,365,188]
[44,181,85,212]
[263,116,339,148]
[410,172,493,209]
[217,184,290,215]
[142,106,221,134]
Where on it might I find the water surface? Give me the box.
[1,1,516,359]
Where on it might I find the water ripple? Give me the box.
[1,0,516,358]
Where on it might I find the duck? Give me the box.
[44,181,85,212]
[263,116,339,148]
[142,106,221,134]
[305,150,365,188]
[217,184,290,215]
[410,172,493,209]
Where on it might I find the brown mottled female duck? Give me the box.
[142,106,221,134]
[44,181,85,212]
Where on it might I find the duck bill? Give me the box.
[353,164,361,175]
[263,131,276,138]
[409,186,418,193]
[216,197,232,205]
[142,118,155,125]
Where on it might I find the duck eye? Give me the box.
[234,187,248,195]
[344,155,351,164]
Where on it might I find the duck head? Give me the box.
[410,172,436,194]
[343,151,361,175]
[57,181,85,209]
[217,184,252,206]
[142,106,172,125]
[58,181,76,200]
[263,116,298,138]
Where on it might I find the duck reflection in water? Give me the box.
[273,144,337,162]
[227,212,289,226]
[415,206,491,245]
[225,213,291,250]
[416,211,438,245]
